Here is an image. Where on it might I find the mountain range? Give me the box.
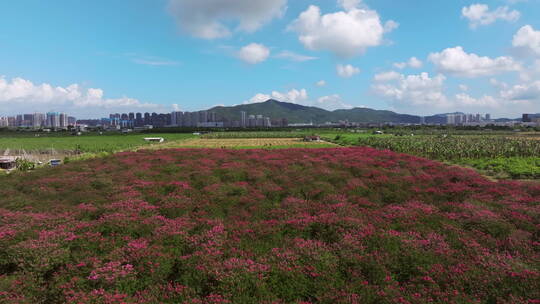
[208,99,462,124]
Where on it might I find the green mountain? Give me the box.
[208,99,422,124]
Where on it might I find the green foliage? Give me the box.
[353,135,540,160]
[0,133,195,153]
[458,157,540,179]
[15,158,35,171]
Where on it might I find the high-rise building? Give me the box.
[199,111,208,124]
[209,112,217,123]
[46,112,60,128]
[144,113,150,125]
[0,117,8,127]
[32,113,45,128]
[485,114,491,121]
[15,115,23,127]
[171,111,184,126]
[183,112,192,127]
[135,113,143,127]
[446,114,456,125]
[59,113,68,128]
[241,111,247,128]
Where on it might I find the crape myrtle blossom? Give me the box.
[0,147,538,303]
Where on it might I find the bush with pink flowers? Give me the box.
[0,147,538,303]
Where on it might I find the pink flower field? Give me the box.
[0,147,538,303]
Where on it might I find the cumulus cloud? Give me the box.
[245,88,351,110]
[246,88,309,104]
[512,25,540,56]
[238,43,270,64]
[372,72,449,108]
[455,93,499,107]
[461,4,520,28]
[336,64,360,78]
[383,20,400,33]
[315,94,353,110]
[0,76,163,118]
[316,80,327,87]
[373,71,401,82]
[372,71,539,116]
[288,3,397,58]
[499,81,540,102]
[167,0,287,39]
[518,59,540,81]
[428,46,521,77]
[275,51,318,62]
[393,57,423,69]
[338,0,362,11]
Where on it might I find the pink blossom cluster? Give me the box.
[0,147,538,303]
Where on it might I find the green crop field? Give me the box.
[325,132,540,180]
[0,133,196,153]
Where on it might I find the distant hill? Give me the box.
[207,99,515,124]
[208,99,423,124]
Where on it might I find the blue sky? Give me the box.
[1,0,539,118]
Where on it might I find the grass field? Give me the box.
[153,138,337,149]
[0,133,195,153]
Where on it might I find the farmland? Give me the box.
[0,133,195,154]
[153,138,337,149]
[0,147,538,303]
[328,133,540,180]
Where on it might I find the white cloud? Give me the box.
[372,71,539,116]
[238,43,270,64]
[246,88,309,104]
[316,94,353,110]
[288,4,397,58]
[408,57,423,68]
[0,76,163,118]
[245,88,351,110]
[512,25,540,56]
[500,81,540,102]
[428,46,521,77]
[459,84,469,91]
[490,78,509,89]
[393,57,423,69]
[374,71,401,82]
[461,4,520,28]
[336,64,360,78]
[338,0,362,11]
[316,80,327,87]
[372,72,449,108]
[519,59,540,81]
[167,0,287,39]
[455,93,499,107]
[275,51,318,62]
[383,20,400,33]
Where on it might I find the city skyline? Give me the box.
[0,1,539,118]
